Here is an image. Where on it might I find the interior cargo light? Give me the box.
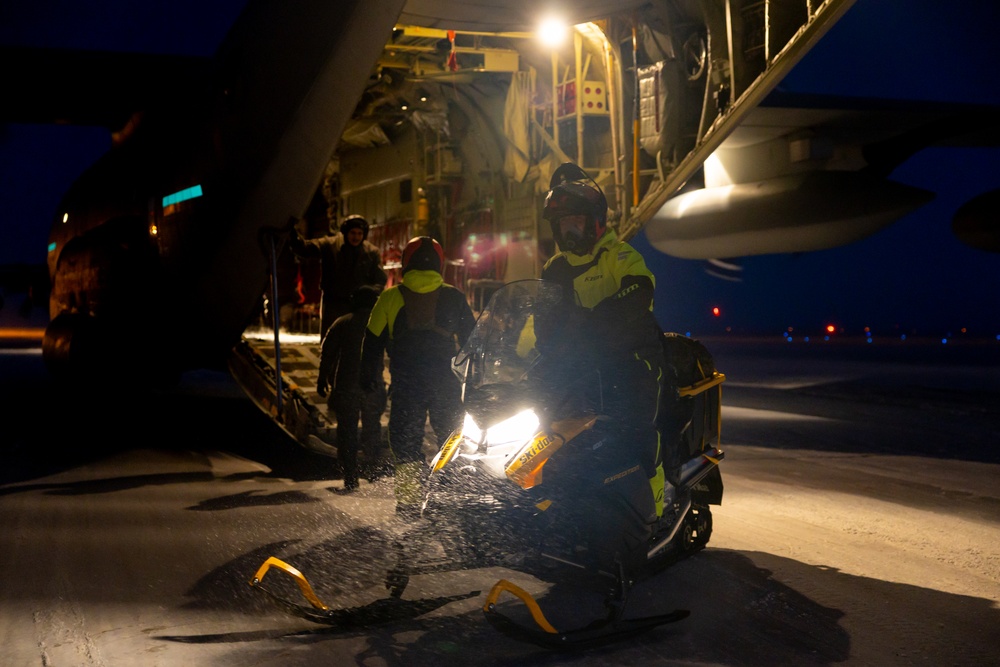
[537,17,568,47]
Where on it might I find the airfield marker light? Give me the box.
[826,324,835,334]
[538,17,568,47]
[712,306,721,317]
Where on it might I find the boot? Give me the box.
[394,460,425,520]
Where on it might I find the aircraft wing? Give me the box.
[643,90,1000,259]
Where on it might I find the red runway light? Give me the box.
[712,306,720,317]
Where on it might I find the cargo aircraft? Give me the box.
[5,0,998,452]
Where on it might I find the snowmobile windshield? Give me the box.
[451,279,569,390]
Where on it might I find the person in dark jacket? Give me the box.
[288,214,388,336]
[317,285,387,491]
[538,163,668,518]
[359,236,475,519]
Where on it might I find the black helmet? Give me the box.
[401,236,445,274]
[339,214,369,239]
[542,163,608,254]
[349,284,380,311]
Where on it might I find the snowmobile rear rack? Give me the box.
[481,573,689,650]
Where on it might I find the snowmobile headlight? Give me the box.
[460,412,484,443]
[431,412,490,472]
[483,409,540,449]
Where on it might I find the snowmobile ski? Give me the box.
[249,556,479,627]
[481,576,689,651]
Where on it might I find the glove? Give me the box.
[316,381,328,398]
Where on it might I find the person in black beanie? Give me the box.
[288,214,387,336]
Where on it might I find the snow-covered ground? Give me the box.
[0,338,997,665]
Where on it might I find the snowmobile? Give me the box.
[250,279,725,649]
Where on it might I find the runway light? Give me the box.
[825,324,835,334]
[712,306,721,317]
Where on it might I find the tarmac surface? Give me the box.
[1,336,998,665]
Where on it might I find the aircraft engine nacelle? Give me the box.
[644,170,934,259]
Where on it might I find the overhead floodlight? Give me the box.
[537,17,568,48]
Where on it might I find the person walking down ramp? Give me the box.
[317,285,387,491]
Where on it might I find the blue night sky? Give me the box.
[637,0,1000,339]
[1,0,998,338]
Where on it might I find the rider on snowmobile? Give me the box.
[536,163,668,518]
